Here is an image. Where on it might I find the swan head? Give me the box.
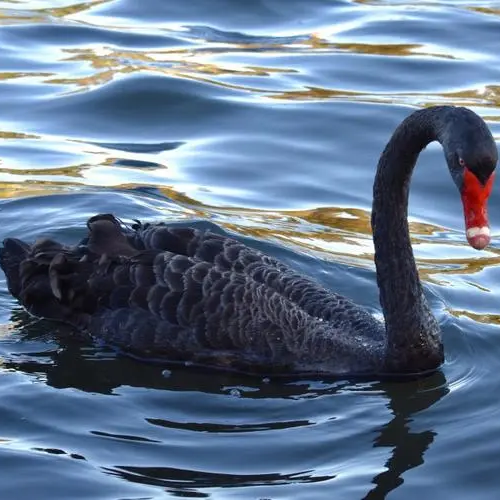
[444,110,498,250]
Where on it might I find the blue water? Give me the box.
[1,1,500,498]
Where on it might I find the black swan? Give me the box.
[0,106,497,376]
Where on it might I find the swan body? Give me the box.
[1,106,497,376]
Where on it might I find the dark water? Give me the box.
[1,0,500,498]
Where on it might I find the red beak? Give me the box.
[461,168,494,250]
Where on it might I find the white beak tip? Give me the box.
[466,226,491,250]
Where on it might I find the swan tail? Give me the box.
[0,238,31,299]
[0,234,102,326]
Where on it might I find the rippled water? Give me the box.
[1,0,500,498]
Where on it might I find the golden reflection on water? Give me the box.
[1,175,498,292]
[11,33,500,111]
[0,0,499,311]
[0,131,38,140]
[0,322,15,339]
[468,7,500,16]
[0,72,52,82]
[0,0,499,111]
[0,11,45,25]
[37,0,110,18]
[448,308,500,325]
[40,41,461,100]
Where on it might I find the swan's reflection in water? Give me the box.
[363,373,446,500]
[1,310,448,499]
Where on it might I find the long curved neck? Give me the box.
[372,107,450,372]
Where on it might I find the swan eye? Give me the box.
[459,157,466,167]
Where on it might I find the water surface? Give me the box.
[1,1,500,498]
